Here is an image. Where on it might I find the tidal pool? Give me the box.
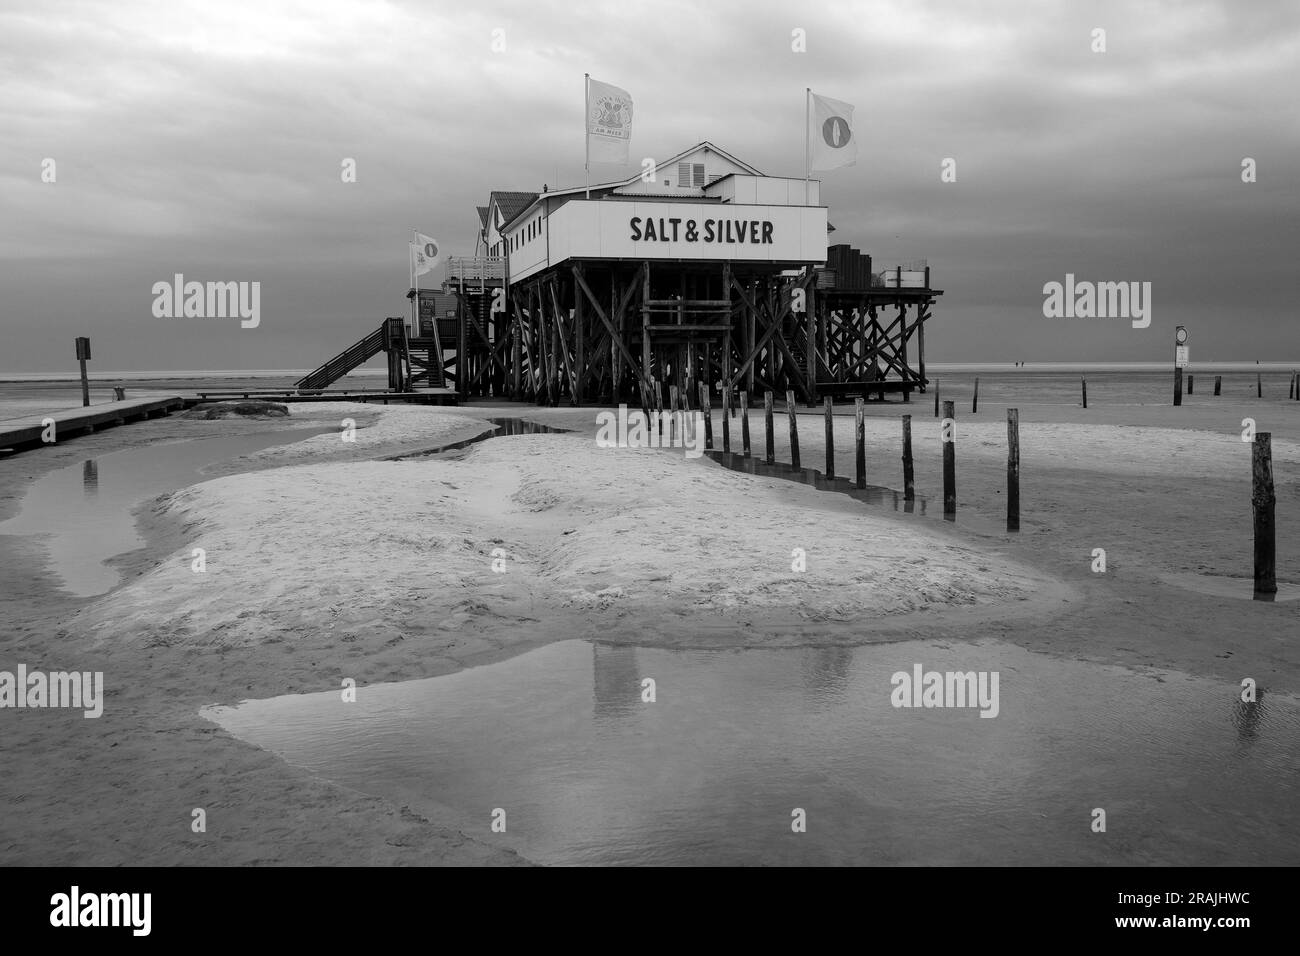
[204,638,1300,866]
[0,428,330,597]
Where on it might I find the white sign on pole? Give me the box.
[1175,346,1189,368]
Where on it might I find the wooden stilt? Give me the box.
[1253,433,1276,599]
[722,385,733,452]
[823,395,835,478]
[740,390,751,457]
[902,414,915,501]
[786,390,800,470]
[699,381,713,450]
[669,384,680,446]
[764,391,775,464]
[1006,408,1020,532]
[855,397,866,489]
[942,400,956,518]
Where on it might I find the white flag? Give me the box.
[410,234,440,283]
[809,92,857,172]
[587,77,633,165]
[414,233,441,272]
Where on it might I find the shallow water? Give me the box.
[0,428,330,597]
[205,638,1300,866]
[389,417,572,459]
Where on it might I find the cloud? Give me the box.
[2,0,1298,371]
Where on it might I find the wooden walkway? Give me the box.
[0,396,184,454]
[182,389,457,407]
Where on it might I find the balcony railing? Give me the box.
[446,256,505,284]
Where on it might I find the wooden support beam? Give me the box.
[548,280,579,403]
[786,390,800,470]
[572,263,654,393]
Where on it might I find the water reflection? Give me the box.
[592,643,640,721]
[707,449,931,518]
[0,428,332,597]
[204,638,1300,866]
[800,645,854,704]
[392,417,572,459]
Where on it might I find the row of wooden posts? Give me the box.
[926,373,1300,413]
[646,382,1278,598]
[642,384,1024,531]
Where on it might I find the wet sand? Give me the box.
[1,395,1297,865]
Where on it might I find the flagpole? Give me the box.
[584,73,590,199]
[805,87,811,190]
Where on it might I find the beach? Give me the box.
[1,386,1298,865]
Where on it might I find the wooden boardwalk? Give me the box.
[182,389,457,407]
[0,396,184,454]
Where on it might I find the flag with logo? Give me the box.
[587,77,633,164]
[809,92,857,171]
[412,233,441,276]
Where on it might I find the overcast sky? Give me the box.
[2,0,1297,373]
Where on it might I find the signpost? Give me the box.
[75,337,92,407]
[1173,326,1188,406]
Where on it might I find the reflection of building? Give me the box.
[592,643,640,722]
[82,459,98,496]
[801,645,853,703]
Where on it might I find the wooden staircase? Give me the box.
[294,318,441,392]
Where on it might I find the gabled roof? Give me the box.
[497,142,765,229]
[488,191,538,228]
[475,206,490,229]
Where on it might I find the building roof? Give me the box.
[489,191,538,226]
[475,205,489,229]
[495,142,766,231]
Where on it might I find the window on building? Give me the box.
[678,162,706,188]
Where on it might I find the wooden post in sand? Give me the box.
[902,414,915,501]
[764,391,775,464]
[1188,375,1194,395]
[651,378,662,443]
[934,380,940,418]
[740,391,751,457]
[823,396,835,478]
[1257,372,1263,398]
[1006,408,1020,532]
[1252,433,1276,599]
[75,337,92,407]
[855,398,866,489]
[1289,374,1294,401]
[786,390,800,470]
[722,386,731,453]
[1081,376,1088,409]
[1214,375,1222,396]
[699,382,713,450]
[942,400,956,518]
[972,377,980,414]
[669,384,680,445]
